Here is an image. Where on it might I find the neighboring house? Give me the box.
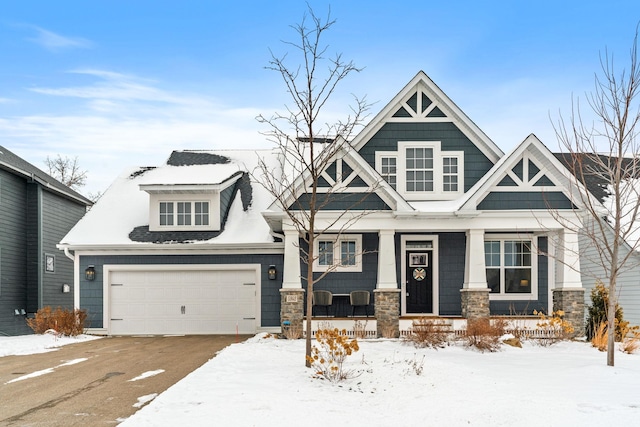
[555,153,640,326]
[59,71,590,337]
[0,145,92,336]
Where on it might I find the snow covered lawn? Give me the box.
[0,333,100,357]
[118,334,640,426]
[3,333,639,426]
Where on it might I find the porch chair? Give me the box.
[350,290,370,317]
[312,290,333,317]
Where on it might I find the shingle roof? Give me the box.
[0,145,92,205]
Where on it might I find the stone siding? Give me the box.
[552,288,585,337]
[460,289,490,319]
[374,289,400,338]
[280,289,305,333]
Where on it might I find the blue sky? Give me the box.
[1,1,639,195]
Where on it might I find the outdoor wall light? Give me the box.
[62,284,71,293]
[85,265,96,281]
[268,265,277,280]
[21,309,26,315]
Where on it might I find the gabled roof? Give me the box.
[351,71,504,163]
[0,145,91,205]
[458,134,587,213]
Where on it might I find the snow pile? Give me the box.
[0,333,100,357]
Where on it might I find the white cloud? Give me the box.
[27,25,92,51]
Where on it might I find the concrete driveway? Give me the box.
[0,335,250,426]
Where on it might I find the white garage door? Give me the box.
[109,269,257,335]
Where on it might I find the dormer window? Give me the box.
[376,141,463,200]
[159,201,210,227]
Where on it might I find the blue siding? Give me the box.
[477,192,575,210]
[358,122,494,191]
[78,253,283,329]
[289,193,391,211]
[438,233,465,315]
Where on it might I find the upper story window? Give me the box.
[159,201,210,228]
[376,142,464,200]
[314,234,362,272]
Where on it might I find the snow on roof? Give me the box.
[60,149,280,247]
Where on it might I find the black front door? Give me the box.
[406,251,433,313]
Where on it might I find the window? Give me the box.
[442,156,459,192]
[485,238,535,298]
[195,202,209,226]
[159,201,210,228]
[314,235,362,272]
[380,156,397,189]
[405,147,434,192]
[378,142,464,200]
[160,202,174,226]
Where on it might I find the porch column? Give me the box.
[280,226,304,334]
[461,229,490,319]
[375,229,400,338]
[552,230,585,337]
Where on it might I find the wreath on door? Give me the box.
[412,267,426,281]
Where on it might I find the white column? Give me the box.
[377,230,397,289]
[282,227,302,289]
[557,230,583,289]
[463,229,487,289]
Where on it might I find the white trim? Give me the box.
[375,151,398,190]
[484,234,539,301]
[149,194,220,232]
[102,263,261,334]
[313,234,363,273]
[400,235,439,316]
[396,141,464,200]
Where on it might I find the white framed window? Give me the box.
[314,235,362,272]
[375,152,398,189]
[159,201,210,229]
[485,236,537,300]
[379,142,463,200]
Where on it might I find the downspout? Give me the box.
[270,230,285,242]
[37,184,43,309]
[63,247,74,261]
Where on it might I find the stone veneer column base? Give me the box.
[552,288,585,338]
[374,289,401,338]
[460,289,490,320]
[280,289,305,334]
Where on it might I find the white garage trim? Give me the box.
[103,264,261,334]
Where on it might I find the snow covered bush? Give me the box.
[26,306,88,336]
[307,328,359,382]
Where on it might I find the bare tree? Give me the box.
[553,29,640,366]
[45,154,88,190]
[255,7,374,366]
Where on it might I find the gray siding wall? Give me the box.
[219,182,236,225]
[438,233,466,315]
[78,253,284,329]
[0,171,29,335]
[579,223,640,325]
[41,190,86,309]
[289,193,391,211]
[358,122,494,191]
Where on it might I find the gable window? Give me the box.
[442,156,459,192]
[406,147,434,192]
[314,235,362,272]
[159,201,210,228]
[485,237,536,299]
[377,142,464,200]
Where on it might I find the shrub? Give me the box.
[533,310,574,345]
[405,319,450,349]
[462,318,505,352]
[586,282,627,341]
[591,321,608,352]
[352,320,368,339]
[26,306,88,336]
[621,330,640,354]
[306,328,359,382]
[281,320,303,339]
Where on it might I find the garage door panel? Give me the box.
[109,268,257,335]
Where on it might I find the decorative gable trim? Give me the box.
[351,71,503,164]
[459,134,586,213]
